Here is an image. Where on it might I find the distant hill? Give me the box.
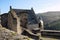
[37,11,60,30]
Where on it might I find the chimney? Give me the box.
[10,6,12,10]
[31,7,34,11]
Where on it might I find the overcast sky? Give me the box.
[0,0,60,14]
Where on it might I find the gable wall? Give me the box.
[8,10,17,32]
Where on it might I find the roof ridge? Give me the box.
[12,8,31,11]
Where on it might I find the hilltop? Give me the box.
[37,11,60,30]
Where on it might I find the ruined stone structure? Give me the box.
[0,6,44,40]
[1,13,8,28]
[7,6,40,34]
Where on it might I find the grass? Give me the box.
[42,37,59,40]
[41,36,60,40]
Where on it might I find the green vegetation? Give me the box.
[45,20,60,30]
[37,11,60,30]
[11,31,17,36]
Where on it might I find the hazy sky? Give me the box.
[0,0,60,14]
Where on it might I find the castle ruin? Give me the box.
[0,6,44,40]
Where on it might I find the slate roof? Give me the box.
[13,9,32,13]
[12,9,38,24]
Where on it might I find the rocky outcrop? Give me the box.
[0,26,34,40]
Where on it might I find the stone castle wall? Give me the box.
[1,13,8,28]
[8,12,17,32]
